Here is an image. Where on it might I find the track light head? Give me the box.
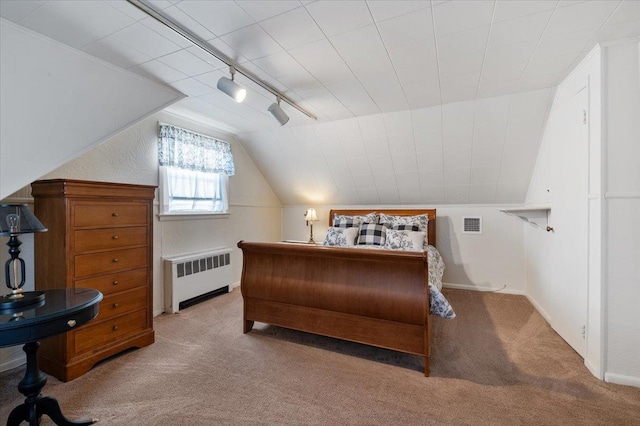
[217,67,246,103]
[268,98,289,126]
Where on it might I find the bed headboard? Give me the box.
[328,209,436,247]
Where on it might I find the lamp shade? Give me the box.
[268,102,290,126]
[217,76,247,103]
[305,208,319,222]
[0,204,47,236]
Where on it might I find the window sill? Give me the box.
[157,212,230,221]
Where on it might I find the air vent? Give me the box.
[463,217,482,234]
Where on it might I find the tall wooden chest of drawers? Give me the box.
[32,179,156,381]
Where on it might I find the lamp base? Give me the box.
[0,291,45,310]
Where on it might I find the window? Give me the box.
[158,124,235,215]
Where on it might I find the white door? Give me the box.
[549,87,589,357]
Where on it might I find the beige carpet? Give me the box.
[1,289,639,425]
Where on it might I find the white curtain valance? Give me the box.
[158,124,235,176]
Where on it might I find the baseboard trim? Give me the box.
[230,281,241,291]
[0,354,25,373]
[585,358,603,380]
[525,294,552,323]
[605,372,640,388]
[443,282,525,295]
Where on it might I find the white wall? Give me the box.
[526,39,640,388]
[0,19,184,200]
[41,111,282,316]
[526,45,602,376]
[0,111,282,372]
[282,204,526,294]
[603,41,640,387]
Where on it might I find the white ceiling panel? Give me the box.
[160,5,216,40]
[110,22,182,58]
[0,1,46,22]
[289,39,354,86]
[130,59,188,84]
[469,184,497,203]
[176,0,255,37]
[493,0,558,23]
[433,0,495,37]
[259,7,325,50]
[377,7,434,50]
[158,49,217,76]
[488,9,553,48]
[220,24,283,60]
[414,129,443,153]
[18,0,134,48]
[543,0,621,39]
[236,0,303,22]
[444,185,470,203]
[10,0,640,206]
[607,0,640,24]
[82,37,152,69]
[471,167,501,184]
[305,0,373,36]
[366,1,430,23]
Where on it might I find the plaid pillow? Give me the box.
[357,223,387,246]
[333,218,358,228]
[391,224,420,231]
[333,212,377,227]
[379,213,428,233]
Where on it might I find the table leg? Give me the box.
[6,341,97,426]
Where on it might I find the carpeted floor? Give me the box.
[1,288,639,425]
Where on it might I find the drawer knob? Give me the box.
[113,258,119,263]
[67,319,76,328]
[112,235,119,240]
[112,326,118,331]
[112,280,119,286]
[112,213,119,217]
[113,303,119,308]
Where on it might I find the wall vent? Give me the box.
[463,217,482,234]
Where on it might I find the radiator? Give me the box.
[163,248,232,313]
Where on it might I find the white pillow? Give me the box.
[383,230,426,251]
[322,226,359,247]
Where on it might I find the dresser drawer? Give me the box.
[75,247,147,278]
[97,287,147,322]
[74,308,147,354]
[75,226,147,253]
[74,203,148,228]
[75,268,147,296]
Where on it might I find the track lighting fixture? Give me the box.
[268,97,290,126]
[128,0,316,120]
[217,67,246,103]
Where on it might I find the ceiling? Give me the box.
[1,0,639,204]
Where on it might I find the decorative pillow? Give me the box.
[333,212,377,227]
[379,213,428,233]
[390,224,420,231]
[323,227,359,247]
[384,230,425,251]
[357,223,387,246]
[333,218,358,228]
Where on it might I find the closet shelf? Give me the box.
[500,206,553,231]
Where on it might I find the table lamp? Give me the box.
[304,208,319,244]
[0,204,48,309]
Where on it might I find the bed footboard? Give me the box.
[237,241,431,376]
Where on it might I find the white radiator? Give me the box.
[163,248,232,313]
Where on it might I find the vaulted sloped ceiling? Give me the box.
[1,1,639,204]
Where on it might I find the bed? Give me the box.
[237,209,453,376]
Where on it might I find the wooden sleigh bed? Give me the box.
[237,209,437,376]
